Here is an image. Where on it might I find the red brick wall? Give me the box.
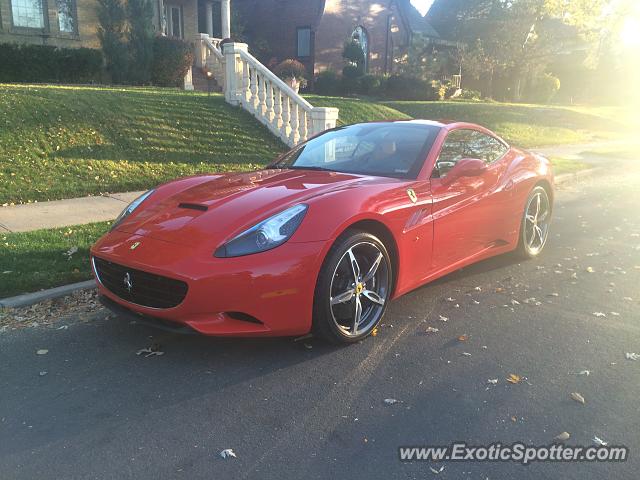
[234,0,324,75]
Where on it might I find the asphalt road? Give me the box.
[2,160,640,480]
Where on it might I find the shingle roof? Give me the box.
[396,0,442,38]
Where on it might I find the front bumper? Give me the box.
[91,230,327,336]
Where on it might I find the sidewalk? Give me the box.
[0,191,143,233]
[0,140,631,234]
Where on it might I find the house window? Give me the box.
[57,0,76,33]
[297,27,311,57]
[11,0,45,29]
[164,4,183,38]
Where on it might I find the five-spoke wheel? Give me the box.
[518,185,552,258]
[314,231,391,343]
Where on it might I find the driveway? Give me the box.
[1,156,639,479]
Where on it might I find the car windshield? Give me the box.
[271,123,441,179]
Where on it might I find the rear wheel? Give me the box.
[313,231,392,344]
[516,185,552,258]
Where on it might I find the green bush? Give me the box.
[384,74,438,101]
[457,89,482,101]
[314,70,341,96]
[0,43,102,83]
[357,74,384,95]
[527,73,561,104]
[151,36,194,87]
[97,0,128,83]
[273,59,307,89]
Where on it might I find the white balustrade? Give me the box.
[193,38,338,147]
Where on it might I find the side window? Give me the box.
[467,131,508,164]
[433,129,474,177]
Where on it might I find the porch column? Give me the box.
[205,2,214,36]
[221,0,231,39]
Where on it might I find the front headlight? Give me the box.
[214,204,308,258]
[111,189,155,231]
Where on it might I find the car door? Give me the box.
[430,129,510,271]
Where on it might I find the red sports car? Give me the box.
[91,120,553,343]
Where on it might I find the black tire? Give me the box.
[313,230,392,344]
[516,185,552,259]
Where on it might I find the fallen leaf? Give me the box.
[438,315,448,322]
[570,392,586,404]
[457,334,469,342]
[446,297,456,302]
[625,352,640,361]
[425,326,439,334]
[593,436,608,446]
[461,352,472,357]
[39,371,48,376]
[220,448,236,459]
[429,466,445,474]
[507,374,522,384]
[136,343,164,357]
[384,398,400,405]
[586,267,594,273]
[487,378,498,385]
[36,349,48,355]
[371,327,378,337]
[554,431,570,442]
[571,272,578,279]
[592,312,607,318]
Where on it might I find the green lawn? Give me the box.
[0,222,109,298]
[383,101,633,148]
[0,84,286,204]
[304,95,410,125]
[549,157,592,175]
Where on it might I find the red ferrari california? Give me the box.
[91,120,553,343]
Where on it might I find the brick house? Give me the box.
[0,0,443,76]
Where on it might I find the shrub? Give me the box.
[273,59,307,88]
[314,70,341,96]
[384,74,438,101]
[127,0,155,84]
[151,36,194,87]
[527,73,561,103]
[0,43,102,83]
[456,89,482,101]
[97,0,128,83]
[357,74,384,95]
[342,39,365,73]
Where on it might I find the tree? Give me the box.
[127,0,154,84]
[97,0,128,83]
[427,0,608,101]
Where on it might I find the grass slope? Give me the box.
[0,222,109,298]
[0,85,286,204]
[384,101,631,148]
[305,95,410,126]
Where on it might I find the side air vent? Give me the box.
[178,203,208,212]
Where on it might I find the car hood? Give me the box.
[116,169,394,246]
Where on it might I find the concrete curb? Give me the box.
[0,280,97,309]
[554,167,600,187]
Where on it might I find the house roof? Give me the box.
[396,0,442,38]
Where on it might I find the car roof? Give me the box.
[356,119,509,146]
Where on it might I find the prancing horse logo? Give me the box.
[123,272,133,292]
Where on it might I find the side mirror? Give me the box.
[443,158,487,182]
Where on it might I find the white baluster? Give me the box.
[288,102,299,145]
[249,67,259,114]
[299,109,308,142]
[280,95,290,144]
[241,60,250,107]
[257,74,267,123]
[265,81,274,126]
[272,87,282,133]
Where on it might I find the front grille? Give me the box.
[93,257,188,309]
